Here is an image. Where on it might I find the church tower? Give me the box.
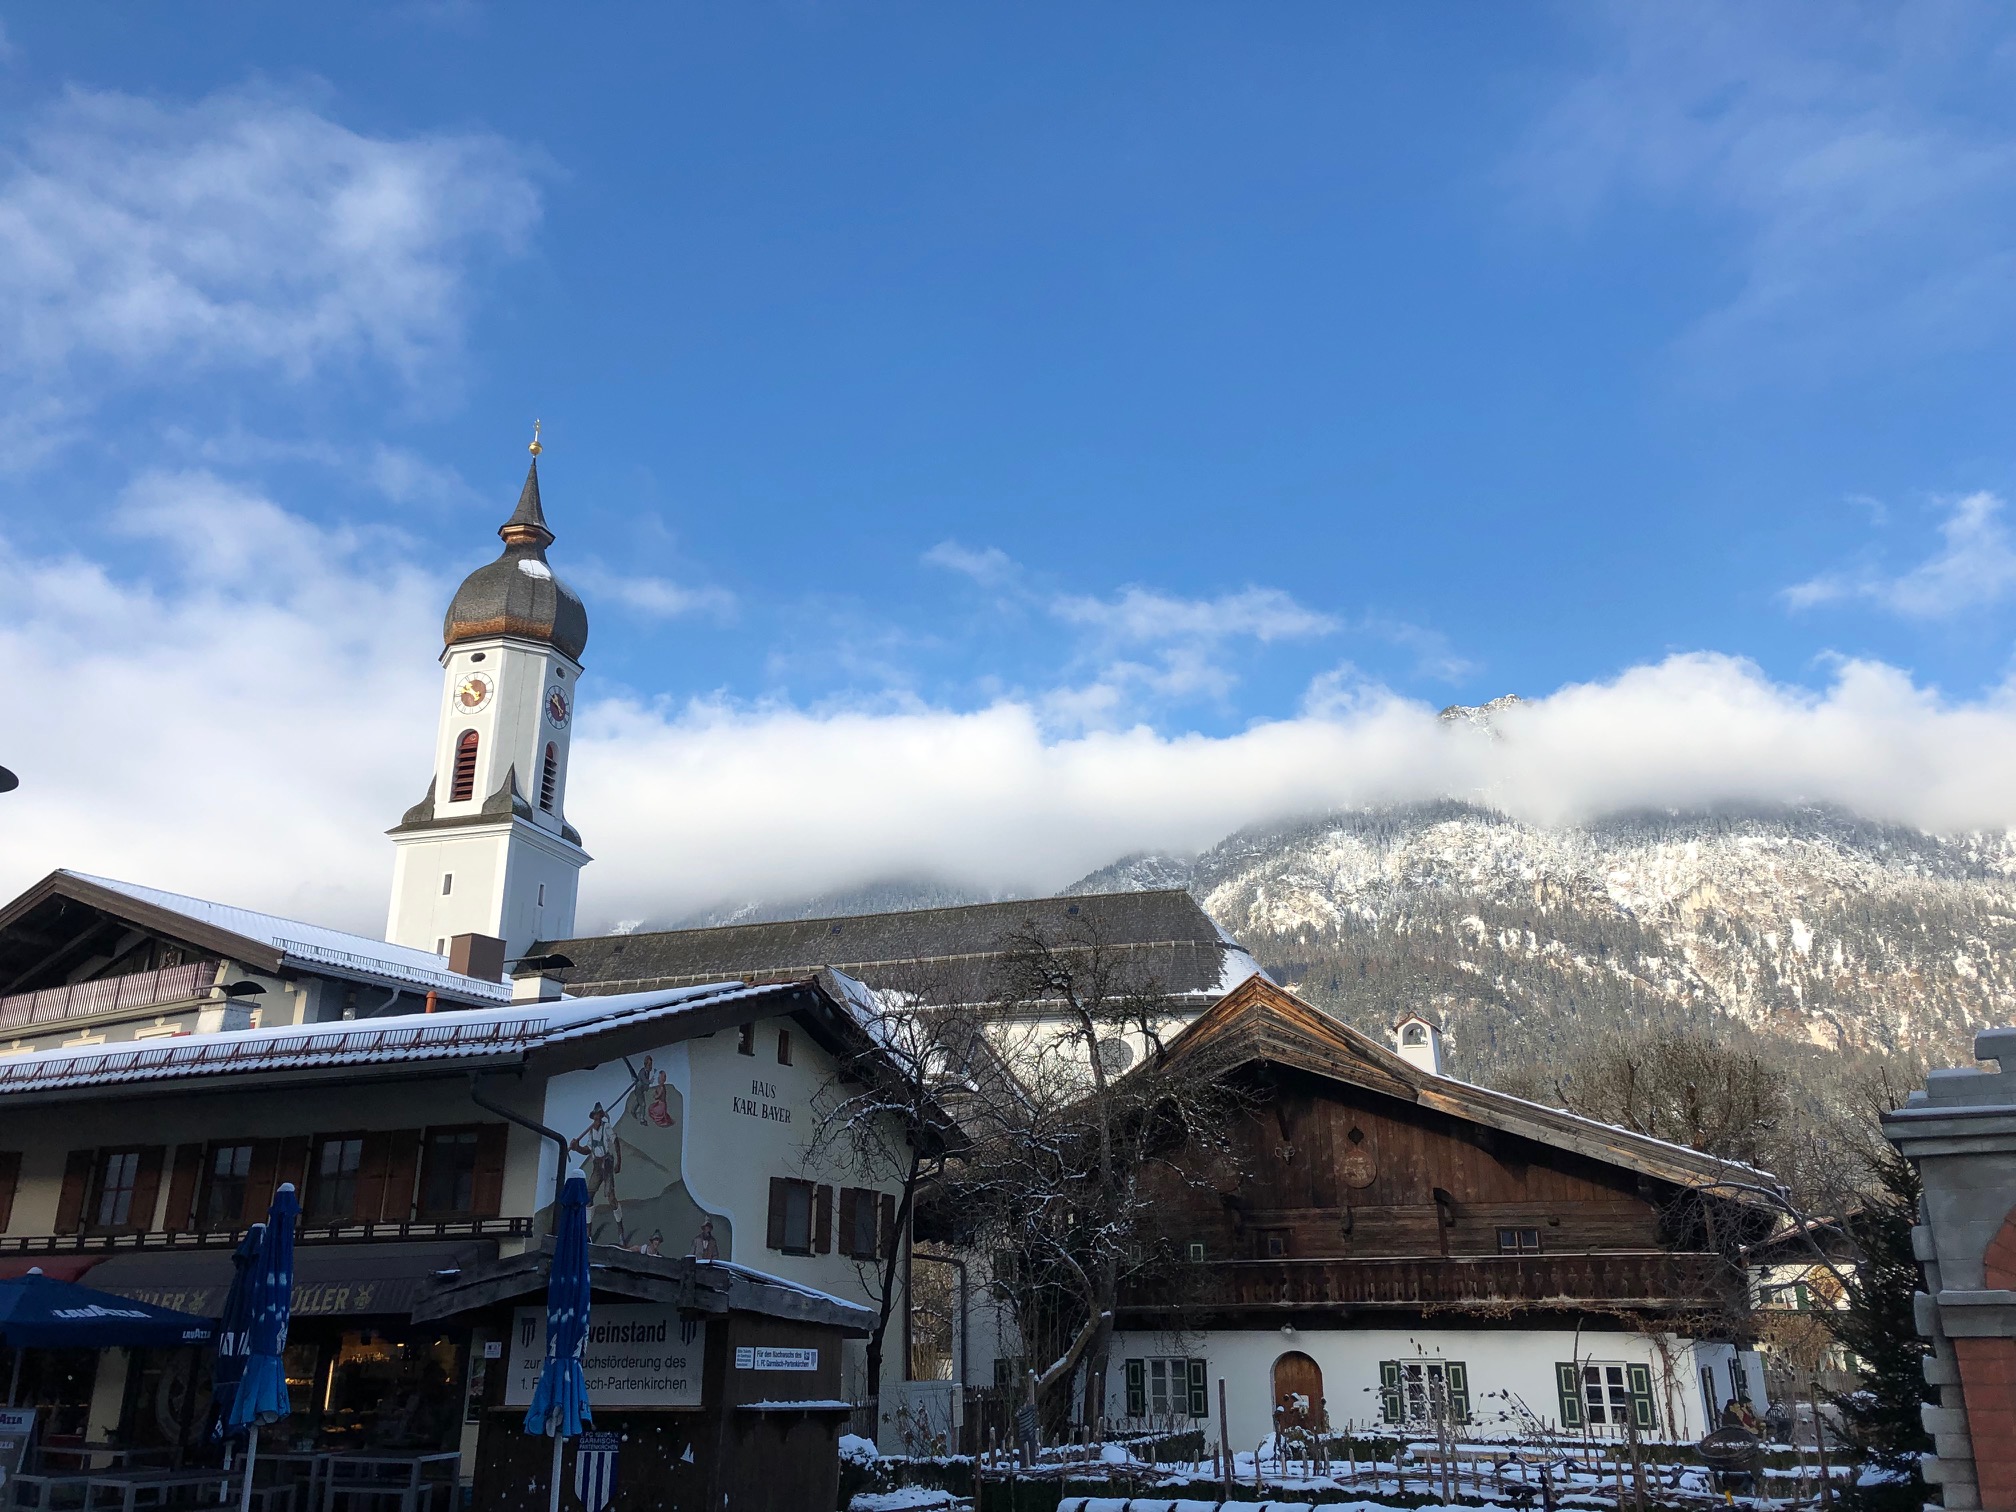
[386,429,590,959]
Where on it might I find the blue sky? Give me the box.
[3,3,2015,929]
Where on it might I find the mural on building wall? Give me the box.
[541,1048,732,1260]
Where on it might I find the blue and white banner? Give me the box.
[573,1431,620,1512]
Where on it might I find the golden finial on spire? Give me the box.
[529,419,543,457]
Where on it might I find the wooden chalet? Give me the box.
[1001,977,1781,1447]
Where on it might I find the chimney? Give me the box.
[510,952,573,1004]
[512,969,566,1004]
[448,933,507,982]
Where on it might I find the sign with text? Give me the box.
[506,1305,705,1409]
[0,1408,34,1491]
[733,1345,818,1371]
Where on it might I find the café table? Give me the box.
[319,1453,458,1512]
[256,1453,330,1512]
[82,1468,238,1512]
[7,1469,95,1509]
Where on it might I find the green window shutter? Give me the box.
[1379,1360,1402,1423]
[1124,1358,1145,1418]
[1555,1362,1584,1429]
[1187,1359,1208,1418]
[1627,1363,1657,1431]
[1445,1362,1470,1424]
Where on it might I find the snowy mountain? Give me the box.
[1069,800,2016,1078]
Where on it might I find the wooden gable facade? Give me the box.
[1122,976,1774,1329]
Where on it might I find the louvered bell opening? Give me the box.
[539,742,558,812]
[450,730,480,802]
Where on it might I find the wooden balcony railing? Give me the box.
[0,1216,534,1255]
[0,961,219,1031]
[1123,1251,1737,1315]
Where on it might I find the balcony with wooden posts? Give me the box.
[1121,1250,1739,1319]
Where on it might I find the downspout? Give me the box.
[469,1071,569,1227]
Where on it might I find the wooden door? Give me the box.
[1272,1351,1323,1432]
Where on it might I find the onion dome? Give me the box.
[443,431,589,662]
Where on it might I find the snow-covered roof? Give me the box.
[0,978,789,1097]
[62,872,512,1003]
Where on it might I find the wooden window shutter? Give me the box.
[879,1192,898,1261]
[812,1186,833,1255]
[277,1136,312,1197]
[242,1140,283,1224]
[1555,1362,1584,1429]
[127,1147,167,1233]
[1445,1361,1470,1424]
[355,1131,394,1224]
[1124,1359,1145,1417]
[0,1152,21,1232]
[1378,1360,1402,1423]
[451,730,480,803]
[55,1150,94,1235]
[766,1178,788,1251]
[1626,1363,1657,1430]
[1186,1359,1208,1418]
[163,1145,203,1233]
[837,1188,859,1259]
[471,1125,509,1218]
[378,1130,423,1222]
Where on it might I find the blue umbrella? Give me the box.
[208,1225,264,1443]
[227,1184,297,1512]
[524,1174,592,1512]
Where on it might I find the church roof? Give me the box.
[538,889,1264,1005]
[443,456,589,662]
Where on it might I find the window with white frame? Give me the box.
[1584,1363,1633,1425]
[1123,1357,1206,1418]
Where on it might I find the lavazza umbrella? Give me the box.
[0,1268,214,1405]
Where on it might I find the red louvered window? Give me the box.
[450,730,479,803]
[540,743,558,812]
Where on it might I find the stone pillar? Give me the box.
[1886,1027,2016,1512]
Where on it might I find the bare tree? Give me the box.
[802,970,967,1433]
[951,912,1246,1431]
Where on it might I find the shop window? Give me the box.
[418,1128,480,1219]
[1498,1227,1542,1254]
[767,1177,814,1254]
[1124,1358,1207,1418]
[202,1144,254,1229]
[310,1136,366,1223]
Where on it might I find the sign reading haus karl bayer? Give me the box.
[505,1305,705,1408]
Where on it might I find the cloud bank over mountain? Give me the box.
[3,474,2012,934]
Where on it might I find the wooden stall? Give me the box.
[415,1245,868,1512]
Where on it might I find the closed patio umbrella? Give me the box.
[226,1184,297,1512]
[208,1225,264,1442]
[523,1174,592,1512]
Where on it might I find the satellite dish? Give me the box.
[0,767,16,794]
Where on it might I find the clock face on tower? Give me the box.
[454,672,493,712]
[546,687,571,728]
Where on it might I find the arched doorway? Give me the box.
[1272,1351,1323,1432]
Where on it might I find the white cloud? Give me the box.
[923,541,1017,587]
[572,565,737,622]
[1514,5,2016,372]
[1054,585,1338,644]
[1787,490,2016,616]
[0,85,539,396]
[3,490,2014,936]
